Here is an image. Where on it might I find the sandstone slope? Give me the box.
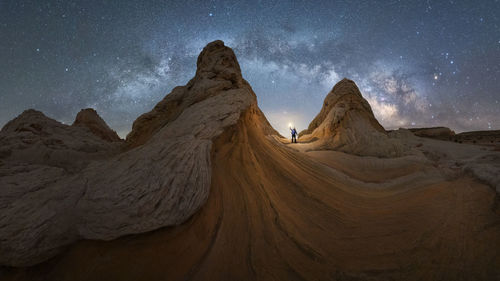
[299,78,407,157]
[0,40,270,266]
[5,94,499,281]
[1,42,499,281]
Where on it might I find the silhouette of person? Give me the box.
[290,127,297,143]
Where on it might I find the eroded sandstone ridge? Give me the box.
[0,40,263,266]
[299,78,406,157]
[1,41,500,281]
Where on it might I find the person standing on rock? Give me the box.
[290,127,298,143]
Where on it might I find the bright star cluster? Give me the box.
[0,0,499,137]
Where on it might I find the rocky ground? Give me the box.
[407,127,500,150]
[1,41,499,281]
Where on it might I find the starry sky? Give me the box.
[1,0,499,137]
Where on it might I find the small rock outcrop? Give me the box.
[299,78,406,157]
[409,127,455,140]
[454,130,500,145]
[72,108,122,142]
[0,109,118,172]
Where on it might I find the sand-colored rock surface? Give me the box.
[299,79,407,157]
[0,40,261,266]
[1,41,499,280]
[124,40,265,148]
[72,108,122,142]
[3,105,499,281]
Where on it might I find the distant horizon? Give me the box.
[1,1,498,138]
[3,73,498,140]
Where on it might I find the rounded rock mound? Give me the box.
[299,78,407,157]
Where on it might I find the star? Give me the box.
[0,0,498,136]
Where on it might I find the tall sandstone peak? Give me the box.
[72,108,121,142]
[0,40,274,266]
[126,40,249,147]
[2,43,500,281]
[299,78,406,157]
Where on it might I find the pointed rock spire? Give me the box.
[126,40,251,147]
[194,40,243,85]
[72,108,122,142]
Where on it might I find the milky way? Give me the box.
[1,0,499,137]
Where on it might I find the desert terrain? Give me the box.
[1,41,499,281]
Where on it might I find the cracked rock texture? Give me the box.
[1,41,499,281]
[0,40,258,266]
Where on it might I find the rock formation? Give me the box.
[454,130,500,145]
[1,42,500,281]
[72,108,122,142]
[125,40,264,147]
[407,127,500,147]
[0,40,271,266]
[299,78,407,157]
[0,109,119,172]
[409,127,455,140]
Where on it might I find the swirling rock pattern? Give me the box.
[0,40,258,266]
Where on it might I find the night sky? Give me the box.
[1,0,499,137]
